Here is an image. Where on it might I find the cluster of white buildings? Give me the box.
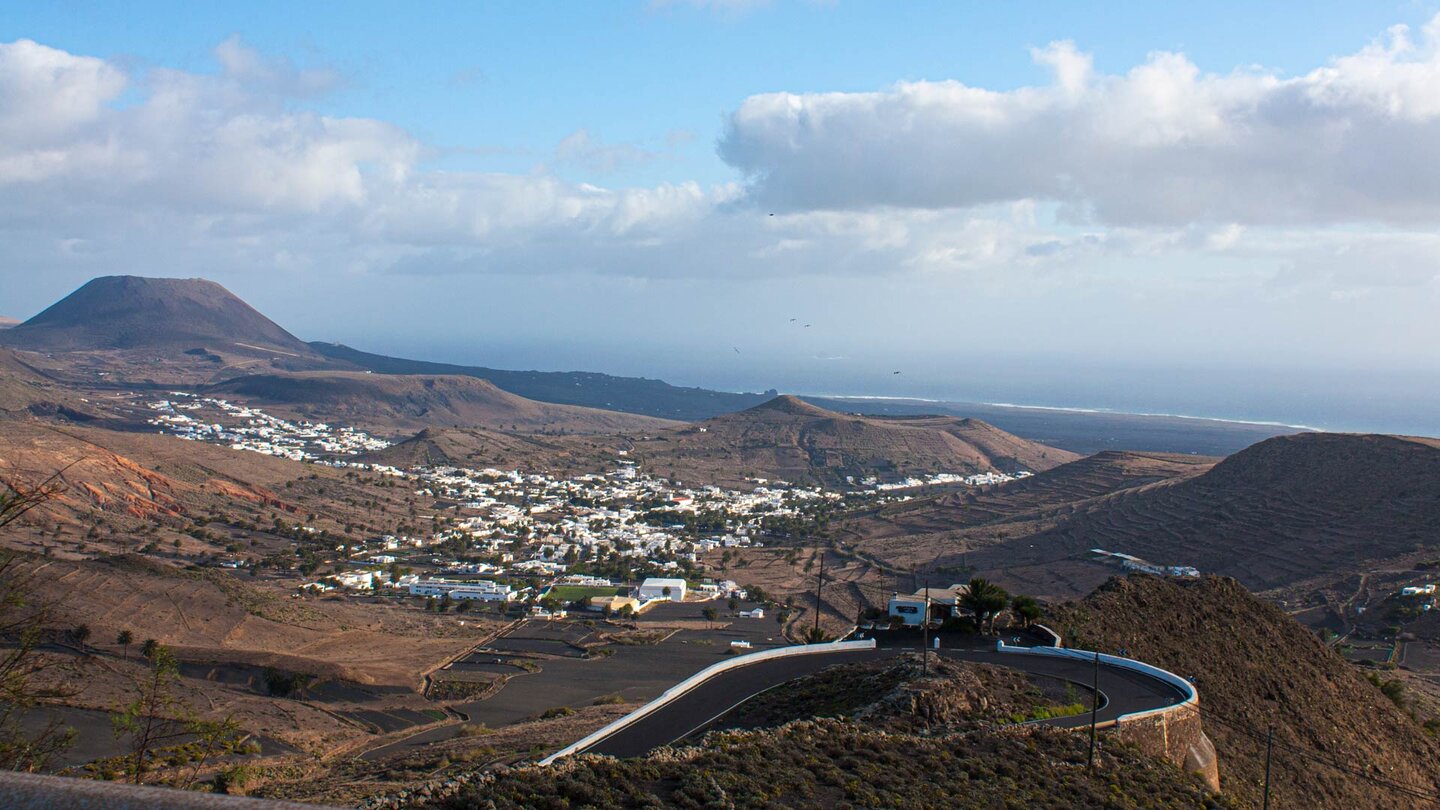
[1090,549,1200,579]
[854,470,1033,492]
[147,393,390,460]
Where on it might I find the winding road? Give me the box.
[579,644,1189,759]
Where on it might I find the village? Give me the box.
[147,393,392,460]
[145,393,1043,626]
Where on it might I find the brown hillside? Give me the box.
[0,349,98,418]
[629,395,1078,488]
[17,553,489,687]
[967,433,1440,595]
[206,371,679,435]
[0,276,314,354]
[1051,575,1440,808]
[0,420,304,527]
[365,426,622,474]
[844,450,1215,543]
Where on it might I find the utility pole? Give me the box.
[812,547,825,638]
[1263,725,1274,810]
[921,579,931,676]
[1087,651,1100,769]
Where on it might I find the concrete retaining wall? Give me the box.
[995,641,1218,791]
[541,639,877,764]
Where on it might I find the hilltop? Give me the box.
[394,654,1228,810]
[839,432,1440,602]
[964,432,1440,597]
[364,426,623,475]
[1052,575,1440,808]
[843,449,1215,544]
[205,371,679,436]
[627,395,1079,488]
[0,276,313,355]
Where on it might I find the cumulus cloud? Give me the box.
[718,16,1440,227]
[1,24,1438,311]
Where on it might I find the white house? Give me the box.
[887,585,967,627]
[739,607,765,619]
[409,579,515,602]
[638,577,687,601]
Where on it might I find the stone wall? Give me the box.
[1112,701,1220,792]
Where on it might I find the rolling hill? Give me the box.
[0,276,315,355]
[846,432,1440,601]
[1053,575,1440,808]
[204,371,679,436]
[364,426,622,474]
[841,450,1216,544]
[627,395,1080,487]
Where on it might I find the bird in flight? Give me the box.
[804,324,812,328]
[733,347,741,354]
[789,318,797,323]
[893,371,902,375]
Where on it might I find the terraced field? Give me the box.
[957,434,1440,596]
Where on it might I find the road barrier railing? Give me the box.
[994,640,1197,725]
[541,638,877,765]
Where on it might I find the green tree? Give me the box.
[0,473,80,772]
[802,626,834,644]
[1011,595,1042,628]
[140,638,160,661]
[701,606,719,628]
[117,629,134,658]
[961,577,1010,634]
[112,645,241,786]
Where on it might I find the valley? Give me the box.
[1,275,1438,808]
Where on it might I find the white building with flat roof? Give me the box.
[638,577,687,601]
[409,579,515,602]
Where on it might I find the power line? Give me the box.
[1200,708,1440,803]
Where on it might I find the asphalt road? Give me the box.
[581,646,1188,759]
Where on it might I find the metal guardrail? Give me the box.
[540,639,878,764]
[993,640,1198,724]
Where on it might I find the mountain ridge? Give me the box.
[204,370,679,436]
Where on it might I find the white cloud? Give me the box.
[212,35,341,98]
[718,15,1440,227]
[0,39,125,144]
[554,128,660,174]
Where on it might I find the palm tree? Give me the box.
[117,629,134,659]
[961,577,1010,634]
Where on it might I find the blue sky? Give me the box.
[9,0,1429,187]
[3,2,1440,432]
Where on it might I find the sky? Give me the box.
[3,1,1440,433]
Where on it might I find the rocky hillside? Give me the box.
[388,654,1229,810]
[1051,575,1440,808]
[205,371,679,435]
[628,395,1079,488]
[0,276,314,354]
